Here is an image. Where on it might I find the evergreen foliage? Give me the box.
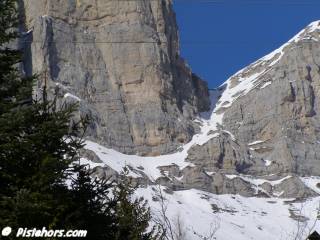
[0,1,159,239]
[112,168,158,240]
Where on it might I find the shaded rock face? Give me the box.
[187,22,320,176]
[20,0,210,156]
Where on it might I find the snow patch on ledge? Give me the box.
[225,174,292,186]
[264,160,272,167]
[260,81,272,89]
[300,176,320,195]
[64,93,81,102]
[248,140,265,146]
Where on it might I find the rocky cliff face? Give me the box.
[76,21,320,200]
[187,21,320,177]
[20,0,210,156]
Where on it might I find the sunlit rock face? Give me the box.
[20,0,210,156]
[187,21,320,177]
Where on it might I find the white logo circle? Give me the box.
[1,226,12,236]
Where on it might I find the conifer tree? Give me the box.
[64,164,118,239]
[112,168,156,240]
[0,1,159,239]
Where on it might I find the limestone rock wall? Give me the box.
[20,0,210,156]
[187,22,320,176]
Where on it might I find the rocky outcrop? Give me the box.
[81,147,317,198]
[154,165,318,198]
[20,0,210,156]
[187,21,320,177]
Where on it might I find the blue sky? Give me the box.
[173,0,320,88]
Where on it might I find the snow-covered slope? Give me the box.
[137,187,320,240]
[82,137,320,239]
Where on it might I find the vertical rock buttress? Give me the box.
[21,0,210,156]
